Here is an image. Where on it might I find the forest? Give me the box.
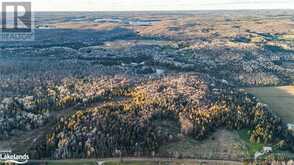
[30,74,294,159]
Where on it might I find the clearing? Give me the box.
[158,129,248,160]
[245,86,294,123]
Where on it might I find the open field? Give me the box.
[245,86,294,123]
[159,129,248,160]
[237,129,263,157]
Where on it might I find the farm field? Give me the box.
[245,86,294,123]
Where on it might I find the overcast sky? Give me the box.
[3,0,294,11]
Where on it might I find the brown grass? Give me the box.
[159,129,248,160]
[246,86,294,123]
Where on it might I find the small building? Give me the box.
[254,147,273,159]
[287,123,294,131]
[263,147,272,153]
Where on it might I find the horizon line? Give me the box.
[32,8,294,12]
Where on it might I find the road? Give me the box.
[98,157,244,165]
[28,157,244,165]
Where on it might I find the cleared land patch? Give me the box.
[158,129,248,160]
[245,86,294,123]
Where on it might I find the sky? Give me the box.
[2,0,294,11]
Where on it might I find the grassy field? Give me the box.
[158,129,248,160]
[245,86,294,123]
[237,129,263,156]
